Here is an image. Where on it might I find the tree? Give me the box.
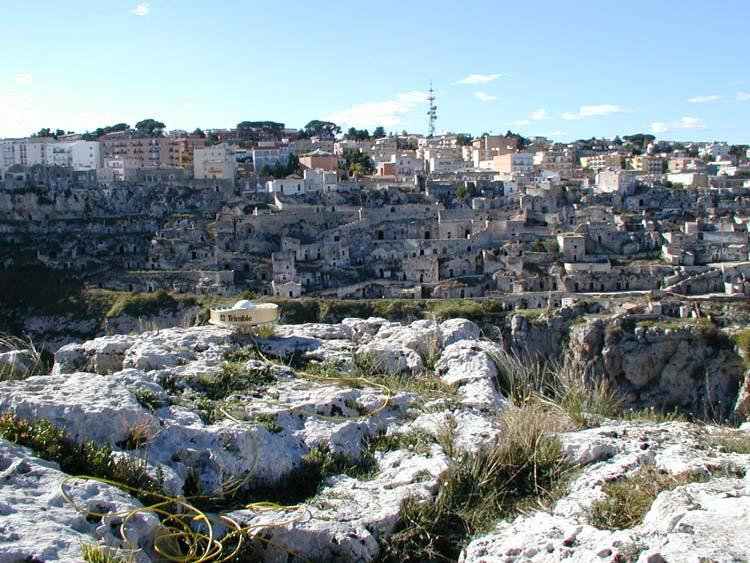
[260,165,272,177]
[344,150,375,176]
[135,118,166,137]
[622,134,655,150]
[504,130,530,149]
[455,186,468,200]
[344,128,370,141]
[303,120,341,139]
[456,134,473,146]
[373,126,386,139]
[32,128,54,138]
[192,128,206,138]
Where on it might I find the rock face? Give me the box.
[570,317,745,419]
[0,317,748,562]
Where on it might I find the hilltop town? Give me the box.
[2,120,749,313]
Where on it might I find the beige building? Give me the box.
[299,149,338,171]
[491,152,534,174]
[629,155,664,175]
[580,153,625,170]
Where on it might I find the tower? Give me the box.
[427,83,437,137]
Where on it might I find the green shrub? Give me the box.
[106,290,197,318]
[0,413,160,499]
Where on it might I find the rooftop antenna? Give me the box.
[427,82,437,137]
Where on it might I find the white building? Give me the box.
[594,169,638,195]
[266,175,306,195]
[303,169,338,193]
[699,142,730,160]
[194,144,236,180]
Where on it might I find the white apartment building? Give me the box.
[595,169,638,195]
[266,175,306,195]
[699,142,730,160]
[252,143,290,173]
[0,138,101,172]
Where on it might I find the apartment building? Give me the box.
[491,152,534,174]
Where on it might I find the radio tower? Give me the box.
[427,82,437,137]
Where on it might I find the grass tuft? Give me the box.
[380,403,570,561]
[588,464,726,530]
[81,543,131,563]
[0,334,47,381]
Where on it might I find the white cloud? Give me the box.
[14,74,32,84]
[324,91,428,128]
[184,101,194,109]
[562,104,631,120]
[456,73,505,85]
[130,3,150,16]
[688,95,720,103]
[512,108,548,126]
[650,116,707,134]
[737,92,750,101]
[678,116,706,129]
[475,91,497,102]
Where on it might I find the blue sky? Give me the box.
[1,0,748,142]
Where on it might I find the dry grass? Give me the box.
[588,464,742,530]
[0,334,46,381]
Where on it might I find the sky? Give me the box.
[1,0,749,143]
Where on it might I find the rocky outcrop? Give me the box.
[0,439,158,562]
[461,422,750,563]
[570,317,745,419]
[0,317,748,562]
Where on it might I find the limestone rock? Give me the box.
[0,439,158,562]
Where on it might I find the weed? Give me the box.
[620,406,689,423]
[198,362,276,401]
[712,432,750,454]
[254,413,282,434]
[369,430,436,455]
[133,389,163,411]
[115,420,155,450]
[81,543,131,563]
[544,359,624,428]
[488,349,548,404]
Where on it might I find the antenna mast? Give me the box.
[427,82,437,137]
